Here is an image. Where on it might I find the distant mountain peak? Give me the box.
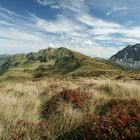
[110,44,140,69]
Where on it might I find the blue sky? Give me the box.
[0,0,140,58]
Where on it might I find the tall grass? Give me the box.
[0,78,139,139]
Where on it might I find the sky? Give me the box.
[0,0,140,58]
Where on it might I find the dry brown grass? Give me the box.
[0,78,139,139]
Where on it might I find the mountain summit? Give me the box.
[0,47,121,80]
[110,44,140,69]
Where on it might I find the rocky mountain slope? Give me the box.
[0,47,122,80]
[110,44,140,69]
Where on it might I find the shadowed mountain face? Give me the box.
[0,47,121,80]
[0,54,10,75]
[110,44,140,70]
[0,47,75,76]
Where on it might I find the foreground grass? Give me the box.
[0,78,140,139]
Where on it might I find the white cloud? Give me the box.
[0,2,140,58]
[77,14,121,29]
[113,6,128,11]
[49,44,57,48]
[106,5,128,16]
[50,5,60,9]
[70,43,122,58]
[34,15,84,33]
[84,40,93,45]
[0,28,44,42]
[36,0,55,6]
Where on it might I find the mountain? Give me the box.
[0,54,10,75]
[0,54,10,59]
[0,47,122,80]
[110,44,140,70]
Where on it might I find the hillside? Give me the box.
[110,44,140,70]
[0,47,122,80]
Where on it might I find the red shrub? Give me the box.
[64,98,140,140]
[90,98,140,139]
[60,89,91,108]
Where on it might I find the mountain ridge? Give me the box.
[0,47,122,80]
[110,44,140,70]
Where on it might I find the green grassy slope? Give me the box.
[0,47,122,80]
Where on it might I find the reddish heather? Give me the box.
[90,99,140,139]
[60,89,92,108]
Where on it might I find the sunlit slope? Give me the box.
[0,47,122,80]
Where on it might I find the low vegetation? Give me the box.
[0,78,139,139]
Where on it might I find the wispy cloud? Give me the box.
[0,0,140,58]
[106,6,128,16]
[36,0,55,6]
[36,0,87,13]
